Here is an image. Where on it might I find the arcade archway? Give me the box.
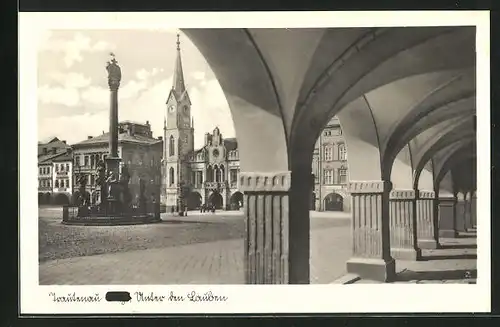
[324,193,344,212]
[208,191,224,210]
[229,191,244,210]
[187,191,203,210]
[53,193,70,205]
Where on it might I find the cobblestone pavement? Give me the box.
[39,209,352,284]
[353,232,477,284]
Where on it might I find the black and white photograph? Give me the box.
[19,11,490,314]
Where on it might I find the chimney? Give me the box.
[62,140,67,144]
[158,136,163,141]
[87,136,93,139]
[146,120,150,126]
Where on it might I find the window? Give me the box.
[169,167,175,186]
[48,180,51,187]
[39,167,42,175]
[55,180,59,188]
[84,156,89,166]
[66,163,69,171]
[220,165,225,182]
[169,135,175,156]
[55,164,59,172]
[338,144,347,161]
[338,168,347,184]
[75,156,80,167]
[323,145,333,161]
[90,175,95,185]
[230,169,238,184]
[323,169,333,185]
[65,179,69,188]
[197,171,203,185]
[324,130,331,136]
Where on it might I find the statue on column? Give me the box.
[95,160,106,205]
[106,52,121,89]
[77,173,88,206]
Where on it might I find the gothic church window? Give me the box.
[169,135,175,156]
[169,167,175,186]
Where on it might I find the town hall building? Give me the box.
[161,35,351,212]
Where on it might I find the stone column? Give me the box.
[464,192,473,231]
[241,171,309,284]
[471,191,477,228]
[416,190,439,249]
[346,181,396,282]
[389,189,421,261]
[455,193,466,233]
[438,195,458,238]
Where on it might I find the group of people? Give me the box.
[200,204,216,213]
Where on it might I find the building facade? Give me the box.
[161,35,350,212]
[37,137,73,205]
[72,121,163,206]
[312,117,351,212]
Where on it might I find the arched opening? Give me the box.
[38,193,44,205]
[53,193,70,205]
[229,191,244,210]
[324,193,344,212]
[208,191,224,210]
[206,166,213,182]
[169,167,175,186]
[220,165,225,182]
[44,192,51,205]
[214,165,221,182]
[187,191,202,210]
[169,135,175,156]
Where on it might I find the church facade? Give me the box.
[161,35,350,212]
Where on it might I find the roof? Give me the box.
[73,132,162,147]
[52,153,73,162]
[223,138,238,151]
[192,137,239,155]
[38,139,70,156]
[38,151,68,165]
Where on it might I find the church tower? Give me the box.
[162,33,195,211]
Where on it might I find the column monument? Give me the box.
[105,53,123,214]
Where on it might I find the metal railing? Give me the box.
[62,203,161,223]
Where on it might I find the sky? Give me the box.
[37,29,235,149]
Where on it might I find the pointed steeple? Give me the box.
[172,33,186,96]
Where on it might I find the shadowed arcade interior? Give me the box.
[181,26,477,284]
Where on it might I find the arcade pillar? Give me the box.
[438,195,458,238]
[346,181,396,282]
[389,189,421,261]
[416,190,439,249]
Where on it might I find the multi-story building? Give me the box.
[37,137,73,205]
[312,117,351,212]
[161,35,350,212]
[71,120,163,206]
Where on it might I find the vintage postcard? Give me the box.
[19,11,490,314]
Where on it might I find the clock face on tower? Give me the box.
[213,149,220,158]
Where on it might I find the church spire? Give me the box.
[172,33,186,96]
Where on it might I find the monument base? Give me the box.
[346,257,396,282]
